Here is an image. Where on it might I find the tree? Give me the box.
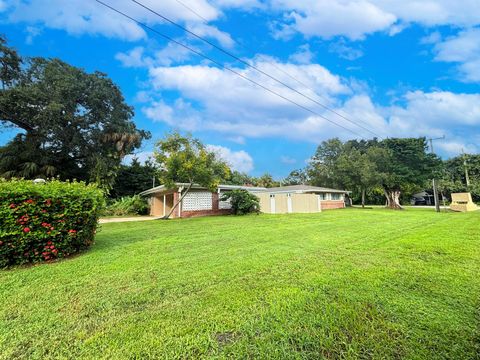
[154,132,230,219]
[0,35,22,91]
[226,171,255,186]
[220,189,260,215]
[335,145,387,208]
[110,157,159,198]
[256,173,280,188]
[308,138,345,189]
[378,138,441,209]
[307,137,441,209]
[0,36,149,190]
[283,169,308,185]
[441,154,480,202]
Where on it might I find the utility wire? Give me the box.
[173,0,210,23]
[172,0,379,138]
[131,0,381,139]
[95,0,364,137]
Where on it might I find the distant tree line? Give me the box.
[282,138,479,206]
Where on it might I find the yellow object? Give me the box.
[450,193,479,212]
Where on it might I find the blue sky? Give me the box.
[1,0,479,178]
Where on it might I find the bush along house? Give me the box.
[140,183,350,218]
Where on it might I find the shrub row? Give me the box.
[103,195,149,217]
[0,179,104,267]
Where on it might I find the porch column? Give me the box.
[163,194,166,217]
[212,192,219,211]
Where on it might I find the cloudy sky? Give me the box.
[1,0,479,177]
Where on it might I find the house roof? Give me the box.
[140,183,349,196]
[258,185,350,194]
[139,183,267,196]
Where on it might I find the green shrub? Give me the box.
[221,189,260,215]
[103,195,149,217]
[0,179,104,267]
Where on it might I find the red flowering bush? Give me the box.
[0,179,104,267]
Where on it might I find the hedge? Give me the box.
[0,179,104,267]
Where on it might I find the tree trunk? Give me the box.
[361,188,366,208]
[384,189,403,210]
[162,183,193,219]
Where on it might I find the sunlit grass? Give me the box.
[1,208,479,359]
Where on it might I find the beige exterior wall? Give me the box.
[291,193,320,213]
[274,194,289,214]
[258,192,322,214]
[149,193,174,217]
[257,193,271,213]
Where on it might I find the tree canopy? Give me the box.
[154,132,230,218]
[0,36,149,190]
[303,137,441,209]
[110,157,158,198]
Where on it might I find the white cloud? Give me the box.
[115,47,148,68]
[329,39,363,60]
[212,0,264,10]
[420,31,442,45]
[436,141,477,156]
[116,42,195,69]
[271,0,396,41]
[143,59,354,139]
[140,56,480,154]
[206,145,254,173]
[25,26,42,44]
[227,136,246,144]
[373,0,480,28]
[433,28,480,82]
[0,0,8,12]
[3,0,225,42]
[289,44,315,64]
[143,99,201,131]
[186,23,234,48]
[280,156,297,164]
[269,0,480,41]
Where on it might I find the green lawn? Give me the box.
[1,209,479,359]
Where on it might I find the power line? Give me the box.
[172,0,380,138]
[173,0,210,23]
[95,0,364,137]
[130,0,381,139]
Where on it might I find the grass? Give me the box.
[1,208,479,359]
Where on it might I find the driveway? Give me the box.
[99,216,156,224]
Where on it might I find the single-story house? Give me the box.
[140,183,350,218]
[140,183,266,218]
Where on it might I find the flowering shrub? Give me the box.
[0,179,104,267]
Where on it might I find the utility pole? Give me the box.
[428,135,445,213]
[462,149,471,187]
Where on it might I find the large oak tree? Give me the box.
[0,36,149,190]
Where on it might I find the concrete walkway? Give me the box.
[99,216,156,224]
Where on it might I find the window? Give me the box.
[319,193,327,200]
[331,193,341,200]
